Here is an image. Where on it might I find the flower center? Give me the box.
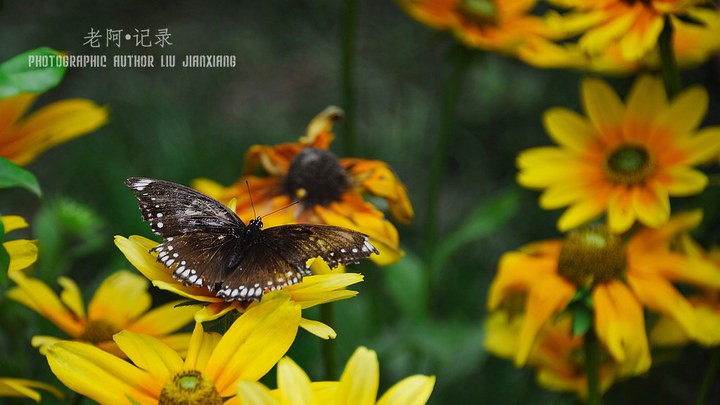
[158,370,222,405]
[282,147,349,207]
[557,226,626,288]
[603,144,655,185]
[457,0,499,26]
[78,320,119,344]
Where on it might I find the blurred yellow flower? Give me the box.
[395,0,564,53]
[0,377,64,403]
[517,75,720,233]
[1,215,37,274]
[487,212,720,374]
[192,106,411,267]
[0,92,108,166]
[232,347,436,405]
[7,270,196,357]
[546,0,713,62]
[43,291,300,405]
[115,234,363,339]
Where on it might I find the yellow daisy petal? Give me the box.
[45,341,159,404]
[286,273,363,309]
[376,375,436,405]
[607,188,636,233]
[0,377,64,402]
[1,215,28,232]
[661,166,707,196]
[299,317,337,340]
[0,93,37,135]
[113,330,184,380]
[277,357,313,405]
[234,380,280,405]
[624,75,667,125]
[626,273,697,339]
[127,300,197,336]
[57,276,86,320]
[4,239,38,273]
[87,271,151,326]
[557,199,606,232]
[184,322,221,371]
[681,127,720,165]
[632,184,669,228]
[336,346,379,405]
[543,108,596,154]
[659,85,708,135]
[582,78,625,132]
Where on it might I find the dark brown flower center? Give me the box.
[557,226,626,287]
[282,147,349,207]
[603,144,655,185]
[457,0,499,26]
[78,320,119,344]
[158,370,222,405]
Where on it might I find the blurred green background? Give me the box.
[1,1,719,404]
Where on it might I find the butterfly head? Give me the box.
[247,217,263,231]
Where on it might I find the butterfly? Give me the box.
[125,177,378,302]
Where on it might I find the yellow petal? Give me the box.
[607,189,636,234]
[1,215,29,233]
[31,335,62,355]
[114,235,173,285]
[234,380,280,405]
[624,75,666,125]
[193,301,239,323]
[205,290,301,396]
[0,93,37,135]
[127,300,197,336]
[4,239,38,273]
[626,273,697,339]
[632,184,669,228]
[543,108,596,154]
[277,357,313,405]
[87,271,151,326]
[0,377,64,402]
[376,375,435,405]
[336,346,379,405]
[58,276,86,320]
[582,78,624,133]
[661,166,707,196]
[299,317,337,340]
[113,330,183,380]
[557,199,606,232]
[286,273,363,309]
[681,127,720,165]
[659,85,708,135]
[45,340,159,404]
[484,310,522,359]
[184,322,222,372]
[5,99,108,166]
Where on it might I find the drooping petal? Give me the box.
[205,291,301,396]
[113,330,184,380]
[299,317,337,340]
[126,300,197,336]
[0,378,64,402]
[277,357,313,405]
[626,272,697,339]
[57,276,86,320]
[285,273,363,309]
[376,375,436,405]
[336,347,379,405]
[0,93,37,135]
[4,239,38,273]
[1,215,29,232]
[45,341,160,404]
[87,271,151,327]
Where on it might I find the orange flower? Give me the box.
[7,270,196,357]
[0,92,108,166]
[518,75,720,233]
[395,0,563,52]
[487,211,720,374]
[192,106,412,266]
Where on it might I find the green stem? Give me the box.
[422,46,473,290]
[585,328,602,405]
[340,0,358,157]
[695,348,720,405]
[320,303,337,380]
[658,15,680,99]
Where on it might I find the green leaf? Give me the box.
[0,47,66,98]
[382,252,427,319]
[571,303,593,336]
[434,187,520,272]
[0,156,41,196]
[0,217,8,283]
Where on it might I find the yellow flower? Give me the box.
[517,75,720,233]
[650,222,720,347]
[1,215,37,274]
[0,92,108,166]
[192,106,412,267]
[485,311,626,398]
[43,291,300,405]
[486,211,720,374]
[232,347,436,405]
[395,0,564,53]
[7,269,196,357]
[0,377,64,403]
[115,234,363,339]
[546,0,712,62]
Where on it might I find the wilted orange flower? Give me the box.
[192,106,412,266]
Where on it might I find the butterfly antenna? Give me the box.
[260,200,301,219]
[246,180,258,219]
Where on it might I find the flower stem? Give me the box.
[695,348,720,405]
[658,15,680,99]
[422,45,473,293]
[340,0,359,157]
[320,303,337,380]
[585,328,602,405]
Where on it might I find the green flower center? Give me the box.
[78,320,119,344]
[457,0,499,26]
[557,226,626,288]
[158,370,222,405]
[603,144,655,185]
[282,147,350,207]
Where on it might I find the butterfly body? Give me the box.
[125,177,378,302]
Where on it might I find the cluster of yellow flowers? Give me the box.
[395,0,720,400]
